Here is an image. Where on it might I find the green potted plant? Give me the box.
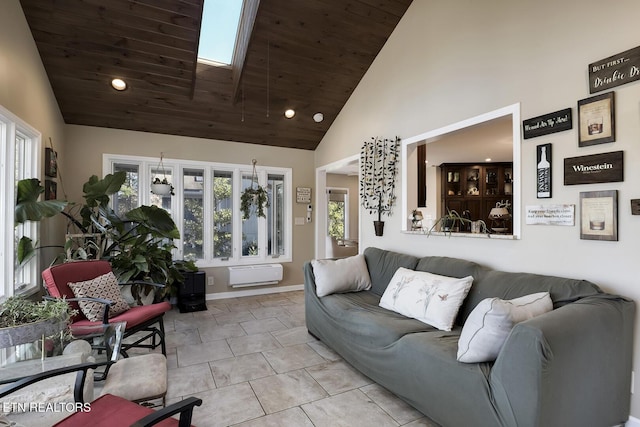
[240,159,269,220]
[0,296,75,348]
[360,136,400,236]
[426,210,490,236]
[62,172,196,304]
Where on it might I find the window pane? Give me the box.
[14,134,34,292]
[213,170,233,259]
[268,174,285,256]
[150,168,172,211]
[183,169,204,261]
[241,173,259,257]
[113,163,139,216]
[328,200,346,239]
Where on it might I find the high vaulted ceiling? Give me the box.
[19,0,413,150]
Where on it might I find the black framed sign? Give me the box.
[45,180,57,200]
[578,92,615,147]
[589,45,640,94]
[523,108,572,139]
[564,151,623,185]
[580,190,617,241]
[536,144,552,198]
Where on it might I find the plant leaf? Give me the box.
[15,179,67,224]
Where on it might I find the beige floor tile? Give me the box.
[262,343,325,373]
[249,306,291,319]
[240,317,288,335]
[227,332,282,356]
[188,382,265,427]
[176,339,233,367]
[166,363,215,398]
[307,340,343,361]
[214,310,256,325]
[361,383,424,425]
[250,369,328,414]
[210,353,275,387]
[271,326,316,347]
[165,328,201,349]
[198,322,246,343]
[306,360,373,395]
[301,389,399,427]
[232,407,315,427]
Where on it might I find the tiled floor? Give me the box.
[158,290,439,427]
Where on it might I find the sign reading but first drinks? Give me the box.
[589,45,640,94]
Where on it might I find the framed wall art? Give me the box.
[577,92,615,147]
[580,190,617,241]
[45,147,58,177]
[45,180,57,200]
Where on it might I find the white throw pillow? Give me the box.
[457,292,553,363]
[379,268,474,331]
[311,254,372,297]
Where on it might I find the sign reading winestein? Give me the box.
[564,151,623,185]
[589,45,640,94]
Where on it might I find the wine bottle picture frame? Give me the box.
[536,143,552,199]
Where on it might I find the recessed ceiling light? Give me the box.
[313,112,324,123]
[485,158,492,162]
[111,78,127,91]
[284,109,295,119]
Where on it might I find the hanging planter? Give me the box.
[240,159,270,220]
[150,152,175,196]
[360,136,400,236]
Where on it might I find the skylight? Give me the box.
[198,0,243,66]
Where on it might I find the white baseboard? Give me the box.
[206,284,304,301]
[626,416,640,427]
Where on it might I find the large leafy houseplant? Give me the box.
[62,172,196,302]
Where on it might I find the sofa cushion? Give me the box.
[364,247,419,296]
[457,292,552,363]
[459,270,603,323]
[317,291,434,348]
[311,254,371,297]
[379,268,473,331]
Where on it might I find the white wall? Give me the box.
[315,0,640,417]
[0,0,67,268]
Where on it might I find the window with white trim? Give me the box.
[105,154,292,267]
[1,105,42,298]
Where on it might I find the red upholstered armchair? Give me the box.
[0,362,201,427]
[42,260,170,357]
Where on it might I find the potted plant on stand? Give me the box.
[360,136,400,236]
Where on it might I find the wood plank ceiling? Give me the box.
[19,0,413,150]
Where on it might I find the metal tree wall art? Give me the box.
[360,136,400,236]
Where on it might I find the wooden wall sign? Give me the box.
[589,45,640,94]
[523,108,572,139]
[564,151,623,185]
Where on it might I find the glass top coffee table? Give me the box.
[0,321,126,385]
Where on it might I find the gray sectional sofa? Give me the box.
[304,247,635,427]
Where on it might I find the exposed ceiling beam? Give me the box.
[232,0,260,105]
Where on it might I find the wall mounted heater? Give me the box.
[228,264,283,288]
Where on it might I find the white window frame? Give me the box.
[1,104,42,298]
[104,154,292,267]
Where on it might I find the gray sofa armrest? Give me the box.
[490,294,634,427]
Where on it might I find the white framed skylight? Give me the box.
[198,0,244,66]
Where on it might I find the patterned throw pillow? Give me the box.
[379,267,474,331]
[68,272,130,322]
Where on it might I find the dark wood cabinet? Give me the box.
[440,162,513,232]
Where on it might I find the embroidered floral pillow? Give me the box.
[379,267,474,331]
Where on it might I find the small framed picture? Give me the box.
[45,147,58,177]
[577,92,615,147]
[45,180,57,200]
[580,190,617,241]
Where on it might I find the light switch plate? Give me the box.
[295,217,305,225]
